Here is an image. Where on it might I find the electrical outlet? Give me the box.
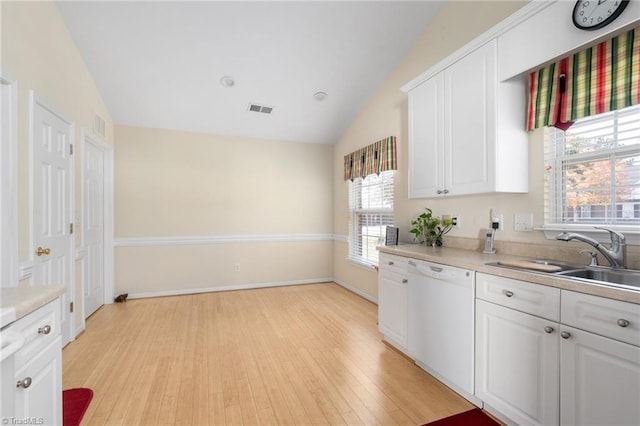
[514,212,534,231]
[451,215,460,227]
[234,263,241,272]
[492,214,504,231]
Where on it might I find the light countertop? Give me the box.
[0,285,66,329]
[378,244,640,305]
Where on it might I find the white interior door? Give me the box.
[83,136,105,317]
[32,94,74,346]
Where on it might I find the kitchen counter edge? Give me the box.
[378,244,640,305]
[1,285,66,329]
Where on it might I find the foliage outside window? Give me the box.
[544,104,640,227]
[348,171,394,267]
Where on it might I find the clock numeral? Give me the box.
[583,1,590,7]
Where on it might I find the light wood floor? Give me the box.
[62,283,473,425]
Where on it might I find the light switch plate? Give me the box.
[514,213,534,231]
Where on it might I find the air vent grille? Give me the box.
[94,113,106,137]
[248,103,274,114]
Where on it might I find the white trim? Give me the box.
[19,261,33,281]
[332,278,378,305]
[333,234,348,243]
[114,233,335,247]
[126,277,334,300]
[0,70,19,288]
[75,246,87,260]
[401,0,553,92]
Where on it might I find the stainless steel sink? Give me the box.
[555,267,640,289]
[486,259,640,291]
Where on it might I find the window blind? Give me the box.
[544,104,640,226]
[348,170,394,267]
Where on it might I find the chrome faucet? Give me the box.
[556,227,627,268]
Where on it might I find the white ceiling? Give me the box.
[56,1,444,145]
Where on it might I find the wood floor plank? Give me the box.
[63,283,472,425]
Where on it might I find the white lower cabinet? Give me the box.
[560,325,640,426]
[476,273,640,426]
[378,254,408,352]
[8,298,63,426]
[475,299,559,426]
[14,336,62,425]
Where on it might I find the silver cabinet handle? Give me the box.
[38,325,51,335]
[436,190,443,194]
[16,377,32,389]
[544,326,554,334]
[617,319,630,328]
[388,261,394,265]
[503,290,514,298]
[402,279,408,284]
[560,331,571,339]
[443,189,449,194]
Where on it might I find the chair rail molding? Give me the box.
[114,233,335,247]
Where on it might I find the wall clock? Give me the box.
[573,0,629,31]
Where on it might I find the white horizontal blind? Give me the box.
[544,104,640,226]
[348,170,394,267]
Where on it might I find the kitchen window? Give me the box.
[544,103,640,228]
[348,170,394,267]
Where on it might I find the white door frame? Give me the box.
[79,129,114,326]
[30,92,75,344]
[0,70,18,288]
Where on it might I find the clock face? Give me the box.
[573,0,629,31]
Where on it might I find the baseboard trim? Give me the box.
[115,233,335,247]
[125,277,335,300]
[333,278,378,304]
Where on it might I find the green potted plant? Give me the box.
[410,208,454,247]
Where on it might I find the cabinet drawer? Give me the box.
[476,273,560,321]
[379,253,407,276]
[561,291,640,347]
[12,299,61,369]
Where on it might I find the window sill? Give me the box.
[540,225,640,245]
[347,257,379,272]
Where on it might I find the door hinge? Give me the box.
[70,144,74,155]
[70,223,74,234]
[70,302,74,313]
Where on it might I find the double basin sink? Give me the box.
[488,259,640,291]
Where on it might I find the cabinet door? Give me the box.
[378,271,408,351]
[444,40,496,196]
[14,336,62,425]
[408,73,443,198]
[476,300,559,426]
[378,272,407,352]
[560,325,640,426]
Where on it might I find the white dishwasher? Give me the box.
[407,258,478,405]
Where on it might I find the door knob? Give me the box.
[35,247,51,256]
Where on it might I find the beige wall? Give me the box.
[333,1,563,298]
[114,125,333,295]
[1,0,114,326]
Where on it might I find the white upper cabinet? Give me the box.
[407,39,528,199]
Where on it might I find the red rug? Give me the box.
[63,388,93,426]
[422,408,500,426]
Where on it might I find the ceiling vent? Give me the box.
[248,103,273,114]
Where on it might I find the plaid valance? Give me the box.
[343,136,397,181]
[527,27,640,131]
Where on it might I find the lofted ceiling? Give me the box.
[56,1,444,145]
